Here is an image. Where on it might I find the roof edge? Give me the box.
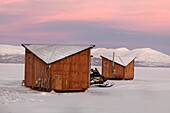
[100,55,136,67]
[48,45,95,65]
[21,44,95,64]
[22,44,95,47]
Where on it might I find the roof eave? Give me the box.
[22,44,95,65]
[48,45,95,65]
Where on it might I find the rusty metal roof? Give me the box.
[22,44,95,64]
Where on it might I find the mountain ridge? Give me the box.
[0,45,24,63]
[91,47,170,67]
[0,44,170,67]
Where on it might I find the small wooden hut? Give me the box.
[101,55,135,80]
[22,44,95,92]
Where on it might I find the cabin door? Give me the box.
[53,75,62,90]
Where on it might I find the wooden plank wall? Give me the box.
[25,49,49,89]
[102,57,135,80]
[102,58,124,80]
[25,49,33,87]
[113,63,124,80]
[102,58,113,79]
[124,60,134,80]
[50,49,90,91]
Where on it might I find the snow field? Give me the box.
[0,64,170,113]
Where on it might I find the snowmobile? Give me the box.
[90,68,114,87]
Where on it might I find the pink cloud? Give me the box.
[33,0,170,33]
[1,0,170,34]
[1,31,73,39]
[0,31,77,45]
[0,0,24,4]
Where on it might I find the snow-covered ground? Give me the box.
[0,64,170,113]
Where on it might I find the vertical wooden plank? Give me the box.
[63,57,68,89]
[32,54,35,88]
[102,58,109,78]
[25,49,33,87]
[75,52,80,89]
[85,49,90,88]
[50,49,90,91]
[102,58,113,79]
[73,54,77,89]
[131,60,134,80]
[109,60,113,79]
[78,49,90,89]
[51,50,90,90]
[123,60,134,80]
[25,49,28,86]
[25,50,49,89]
[54,75,62,90]
[113,63,124,79]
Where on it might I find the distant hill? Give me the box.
[1,45,170,67]
[0,45,24,63]
[91,47,170,67]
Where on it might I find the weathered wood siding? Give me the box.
[25,49,49,89]
[50,49,91,91]
[102,57,134,80]
[102,57,113,79]
[113,63,124,80]
[102,57,124,79]
[25,48,91,92]
[124,60,134,80]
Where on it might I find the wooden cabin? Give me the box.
[101,55,135,80]
[22,44,95,92]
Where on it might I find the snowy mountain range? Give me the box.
[0,45,24,63]
[91,47,170,67]
[0,44,170,67]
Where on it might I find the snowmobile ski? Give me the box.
[92,82,114,87]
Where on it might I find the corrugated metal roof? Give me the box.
[101,55,135,67]
[22,44,95,64]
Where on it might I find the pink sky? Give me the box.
[1,0,170,32]
[0,0,170,54]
